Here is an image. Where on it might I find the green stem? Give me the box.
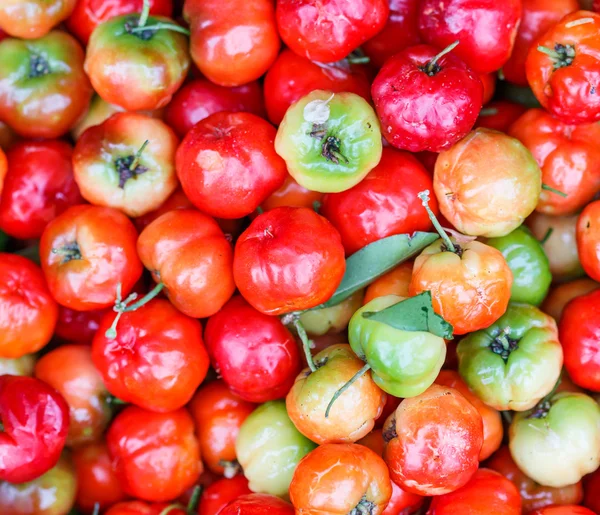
[542,183,568,198]
[158,505,186,515]
[537,46,561,60]
[417,190,456,253]
[540,227,554,245]
[347,56,370,64]
[325,363,371,418]
[129,140,149,171]
[130,23,190,36]
[425,40,459,75]
[138,0,150,27]
[105,282,165,339]
[479,107,498,116]
[187,485,202,513]
[293,318,317,373]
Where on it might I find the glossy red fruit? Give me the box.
[205,296,301,403]
[137,210,235,319]
[105,501,186,515]
[427,468,522,515]
[526,11,600,124]
[577,200,600,283]
[66,0,174,44]
[0,140,84,239]
[184,0,280,87]
[322,148,436,255]
[189,380,255,476]
[93,298,210,412]
[72,442,128,514]
[35,344,111,447]
[276,0,389,63]
[372,44,483,152]
[220,494,294,515]
[559,289,600,391]
[528,507,597,515]
[509,108,600,216]
[164,79,265,138]
[0,0,76,39]
[0,254,58,359]
[502,0,580,87]
[233,207,346,315]
[384,385,484,496]
[198,476,253,515]
[39,205,143,311]
[107,405,201,502]
[0,375,69,484]
[54,305,108,344]
[363,0,421,67]
[176,112,287,219]
[73,112,179,218]
[263,49,371,126]
[418,0,522,74]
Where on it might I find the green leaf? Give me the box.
[362,291,454,339]
[320,232,438,308]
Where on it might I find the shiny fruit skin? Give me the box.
[176,112,287,219]
[35,344,111,447]
[164,79,265,138]
[198,475,253,515]
[427,468,521,515]
[0,0,76,39]
[188,380,255,476]
[289,443,392,514]
[0,31,92,139]
[39,205,143,311]
[372,44,483,153]
[559,288,600,391]
[509,108,600,216]
[106,405,201,502]
[0,140,84,239]
[93,298,210,412]
[383,384,484,496]
[73,112,179,218]
[276,0,389,64]
[0,375,69,484]
[321,148,436,255]
[72,442,128,513]
[233,207,346,315]
[204,296,301,403]
[184,0,280,87]
[66,0,173,44]
[219,494,294,515]
[137,209,235,318]
[0,254,58,359]
[417,0,522,74]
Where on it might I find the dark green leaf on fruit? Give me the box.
[362,291,454,339]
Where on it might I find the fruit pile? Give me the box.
[0,0,600,514]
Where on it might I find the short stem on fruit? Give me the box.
[105,282,165,339]
[255,206,264,215]
[417,190,456,253]
[537,44,575,70]
[542,183,568,198]
[138,0,151,27]
[105,393,127,406]
[219,459,242,479]
[51,241,82,263]
[489,327,518,362]
[325,363,371,418]
[526,378,562,420]
[424,40,459,76]
[321,135,348,165]
[347,55,370,64]
[292,317,317,373]
[129,22,190,36]
[540,227,554,245]
[29,53,51,78]
[312,200,322,213]
[158,504,187,515]
[129,139,149,171]
[187,485,202,513]
[349,495,376,515]
[497,68,505,81]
